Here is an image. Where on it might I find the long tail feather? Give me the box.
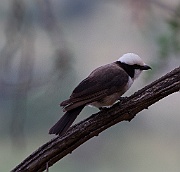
[49,105,85,135]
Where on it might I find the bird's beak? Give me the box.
[141,65,152,70]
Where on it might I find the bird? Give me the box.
[49,53,151,135]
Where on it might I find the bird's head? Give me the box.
[117,53,151,80]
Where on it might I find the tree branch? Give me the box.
[12,66,180,172]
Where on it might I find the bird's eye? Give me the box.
[133,64,141,69]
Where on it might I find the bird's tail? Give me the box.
[49,105,85,135]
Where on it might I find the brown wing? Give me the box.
[61,63,129,111]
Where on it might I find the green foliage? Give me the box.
[157,4,180,60]
[157,35,170,59]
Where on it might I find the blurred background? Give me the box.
[0,0,180,171]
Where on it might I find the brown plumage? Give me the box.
[61,63,129,111]
[49,63,129,135]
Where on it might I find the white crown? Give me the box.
[118,53,145,66]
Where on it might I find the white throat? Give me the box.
[133,69,142,80]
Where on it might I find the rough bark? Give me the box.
[11,66,180,172]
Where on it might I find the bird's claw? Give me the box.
[99,107,108,111]
[118,96,128,102]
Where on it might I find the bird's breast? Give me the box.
[89,92,122,108]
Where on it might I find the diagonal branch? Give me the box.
[11,66,180,172]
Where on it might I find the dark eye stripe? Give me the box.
[132,64,143,69]
[116,61,135,78]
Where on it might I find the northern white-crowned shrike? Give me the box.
[49,53,151,135]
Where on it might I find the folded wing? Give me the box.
[61,63,129,111]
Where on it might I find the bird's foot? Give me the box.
[99,107,109,111]
[118,96,128,102]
